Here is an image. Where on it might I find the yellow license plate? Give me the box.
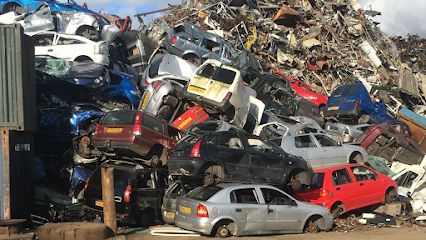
[165,211,175,219]
[106,128,123,133]
[95,200,104,208]
[188,85,206,95]
[177,117,193,130]
[179,205,192,214]
[328,106,340,111]
[139,92,151,110]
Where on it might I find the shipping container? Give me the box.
[0,129,34,220]
[0,24,37,132]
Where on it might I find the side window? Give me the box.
[200,38,221,53]
[230,188,259,204]
[294,135,316,148]
[351,166,377,181]
[142,115,164,134]
[219,132,243,149]
[259,124,288,140]
[57,37,84,45]
[33,34,54,46]
[314,134,339,147]
[395,171,418,188]
[261,188,293,205]
[332,169,352,185]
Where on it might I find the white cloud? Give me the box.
[360,0,426,37]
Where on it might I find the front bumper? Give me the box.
[92,138,148,157]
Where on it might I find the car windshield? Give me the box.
[35,57,72,77]
[186,186,223,201]
[148,58,162,78]
[197,64,236,85]
[101,111,136,125]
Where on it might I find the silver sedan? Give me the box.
[175,183,333,237]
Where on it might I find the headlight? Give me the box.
[94,78,101,84]
[96,43,109,54]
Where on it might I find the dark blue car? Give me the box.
[0,0,94,14]
[325,82,397,124]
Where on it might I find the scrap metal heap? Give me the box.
[147,0,426,103]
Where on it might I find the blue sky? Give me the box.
[79,0,426,37]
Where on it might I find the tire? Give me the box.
[74,56,93,63]
[76,26,99,41]
[203,165,225,186]
[216,225,230,238]
[304,217,321,233]
[4,3,23,14]
[290,171,309,191]
[157,105,173,120]
[291,179,302,191]
[358,114,371,124]
[331,203,344,218]
[349,152,363,163]
[385,188,397,204]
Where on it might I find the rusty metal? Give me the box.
[101,167,117,235]
[0,219,26,236]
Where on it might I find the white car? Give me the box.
[31,31,109,65]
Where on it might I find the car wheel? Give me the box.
[304,219,320,233]
[358,114,371,124]
[331,203,344,218]
[349,152,363,163]
[203,166,224,186]
[216,225,230,238]
[385,188,397,204]
[157,105,173,120]
[4,3,23,14]
[291,179,302,191]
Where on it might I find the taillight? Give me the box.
[94,123,100,135]
[320,189,329,197]
[190,139,201,158]
[223,92,232,101]
[196,204,209,218]
[123,184,132,203]
[170,35,177,45]
[133,114,141,135]
[144,79,149,86]
[152,81,163,90]
[354,100,359,109]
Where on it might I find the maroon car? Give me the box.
[91,110,181,166]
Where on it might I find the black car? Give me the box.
[250,74,299,116]
[84,161,168,225]
[168,126,313,190]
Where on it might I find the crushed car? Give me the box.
[324,122,370,143]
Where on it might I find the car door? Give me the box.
[313,134,347,166]
[292,134,323,169]
[53,35,88,61]
[32,33,56,56]
[349,165,379,207]
[260,187,302,232]
[329,168,359,211]
[216,132,250,181]
[247,137,285,185]
[229,188,267,234]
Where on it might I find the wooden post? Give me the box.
[101,167,117,235]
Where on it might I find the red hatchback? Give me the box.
[294,164,397,217]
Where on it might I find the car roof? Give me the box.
[32,31,97,43]
[314,163,364,173]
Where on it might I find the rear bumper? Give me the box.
[92,138,148,157]
[168,158,204,178]
[161,207,176,224]
[182,91,232,114]
[175,213,214,235]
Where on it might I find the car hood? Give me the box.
[159,54,198,79]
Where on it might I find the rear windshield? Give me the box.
[148,58,161,78]
[187,186,223,201]
[309,173,325,189]
[101,111,136,125]
[198,64,236,85]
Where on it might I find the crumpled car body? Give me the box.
[325,82,397,124]
[0,0,94,14]
[324,122,370,143]
[279,132,368,169]
[182,59,256,128]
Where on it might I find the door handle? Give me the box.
[267,208,273,213]
[336,187,341,190]
[235,208,242,212]
[47,49,53,52]
[359,183,364,186]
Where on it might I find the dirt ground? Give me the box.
[128,226,426,240]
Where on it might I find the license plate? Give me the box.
[165,211,175,219]
[177,117,193,130]
[328,106,340,111]
[179,205,192,214]
[188,85,206,95]
[95,200,104,208]
[139,92,151,110]
[106,128,123,133]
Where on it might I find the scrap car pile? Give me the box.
[1,0,426,238]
